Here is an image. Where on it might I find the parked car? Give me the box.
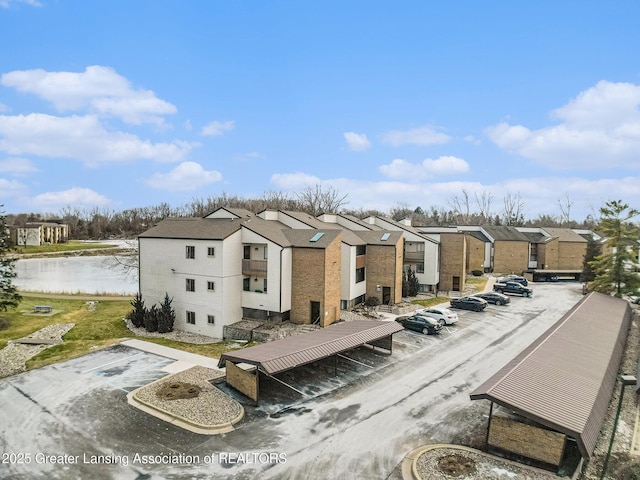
[497,274,528,286]
[472,291,510,306]
[395,315,443,335]
[415,306,459,325]
[450,296,488,312]
[493,281,533,297]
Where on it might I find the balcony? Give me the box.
[242,259,267,276]
[356,254,366,270]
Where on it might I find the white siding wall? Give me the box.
[139,235,242,339]
[341,244,365,301]
[240,228,290,313]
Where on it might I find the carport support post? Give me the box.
[484,402,494,452]
[334,355,338,376]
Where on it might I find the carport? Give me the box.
[218,320,403,403]
[470,292,632,473]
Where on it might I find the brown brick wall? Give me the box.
[488,415,566,466]
[439,233,466,291]
[290,236,341,326]
[558,242,586,270]
[366,240,403,305]
[465,235,486,273]
[493,241,529,274]
[226,361,258,401]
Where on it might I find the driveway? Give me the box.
[0,283,584,480]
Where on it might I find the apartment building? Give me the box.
[138,208,405,337]
[362,215,440,292]
[10,222,69,246]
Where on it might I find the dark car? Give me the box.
[497,274,528,286]
[472,291,510,306]
[395,315,442,335]
[450,296,488,312]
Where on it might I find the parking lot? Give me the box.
[0,282,585,479]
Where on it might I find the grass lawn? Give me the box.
[0,296,243,372]
[411,297,451,308]
[14,241,119,255]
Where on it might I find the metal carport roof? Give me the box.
[218,320,403,375]
[470,292,632,459]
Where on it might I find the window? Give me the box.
[186,245,195,259]
[186,311,195,324]
[207,281,215,291]
[263,279,268,292]
[243,278,250,291]
[416,263,424,273]
[355,267,365,283]
[356,245,366,256]
[207,315,215,325]
[207,247,215,257]
[264,246,268,259]
[186,278,195,292]
[243,245,251,259]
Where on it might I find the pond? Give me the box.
[14,255,138,295]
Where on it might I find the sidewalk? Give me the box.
[120,338,223,373]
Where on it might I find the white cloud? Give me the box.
[201,120,235,136]
[31,187,111,210]
[269,172,322,190]
[145,161,223,192]
[0,157,39,176]
[486,80,640,170]
[0,66,176,125]
[343,132,371,151]
[379,156,470,181]
[0,113,192,165]
[382,126,451,146]
[268,170,640,221]
[0,0,42,7]
[0,178,28,198]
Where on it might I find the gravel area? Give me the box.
[123,318,220,344]
[0,323,75,378]
[132,365,243,427]
[415,447,558,480]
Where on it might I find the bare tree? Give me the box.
[558,193,573,226]
[502,192,526,226]
[449,189,472,224]
[295,184,349,216]
[475,190,494,223]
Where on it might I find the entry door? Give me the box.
[452,276,460,291]
[310,301,321,324]
[382,287,391,304]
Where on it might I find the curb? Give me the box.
[127,369,244,435]
[401,444,558,480]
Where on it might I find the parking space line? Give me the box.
[82,352,145,373]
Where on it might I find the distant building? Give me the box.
[10,222,69,246]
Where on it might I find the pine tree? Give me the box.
[157,293,175,333]
[0,207,21,311]
[580,236,602,283]
[588,200,640,297]
[128,292,146,328]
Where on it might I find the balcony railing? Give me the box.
[242,259,267,276]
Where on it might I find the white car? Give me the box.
[414,307,459,326]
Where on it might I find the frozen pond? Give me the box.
[14,255,138,295]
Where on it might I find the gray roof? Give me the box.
[518,231,547,243]
[470,292,631,458]
[241,217,292,247]
[355,230,403,246]
[482,225,530,242]
[218,320,404,374]
[542,227,588,243]
[138,217,243,240]
[281,229,341,248]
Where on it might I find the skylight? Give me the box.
[381,233,390,241]
[310,232,325,243]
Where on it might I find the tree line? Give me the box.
[6,186,599,241]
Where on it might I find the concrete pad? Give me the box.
[120,338,224,372]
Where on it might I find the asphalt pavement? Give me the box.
[0,282,585,480]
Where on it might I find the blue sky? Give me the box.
[1,0,639,222]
